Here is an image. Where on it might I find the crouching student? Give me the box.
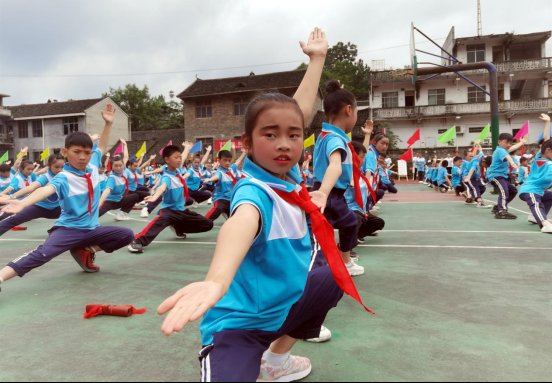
[0,105,135,293]
[157,28,373,382]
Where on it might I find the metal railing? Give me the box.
[371,57,552,82]
[373,98,552,119]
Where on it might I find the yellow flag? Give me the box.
[16,148,27,159]
[40,148,50,161]
[347,132,352,139]
[303,134,315,149]
[135,142,147,158]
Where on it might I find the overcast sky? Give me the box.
[1,0,551,106]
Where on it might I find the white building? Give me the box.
[370,30,552,150]
[0,94,14,156]
[7,97,129,161]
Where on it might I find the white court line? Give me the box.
[382,229,539,234]
[483,198,531,215]
[1,239,550,251]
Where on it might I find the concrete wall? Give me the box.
[85,97,129,148]
[14,116,86,155]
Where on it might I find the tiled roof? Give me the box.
[8,98,103,119]
[177,70,307,99]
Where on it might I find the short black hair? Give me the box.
[485,155,493,167]
[520,156,529,164]
[65,132,93,149]
[47,154,65,166]
[0,163,11,173]
[453,156,462,163]
[218,150,233,160]
[20,160,34,171]
[351,141,367,155]
[541,138,552,153]
[162,145,182,160]
[499,133,514,142]
[441,160,449,167]
[111,155,124,164]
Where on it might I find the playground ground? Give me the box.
[1,182,551,381]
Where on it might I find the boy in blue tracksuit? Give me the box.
[486,133,525,219]
[0,104,135,292]
[451,156,465,196]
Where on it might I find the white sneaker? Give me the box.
[258,355,312,382]
[476,202,492,209]
[346,260,365,276]
[169,226,187,239]
[305,325,332,343]
[115,211,130,221]
[207,198,213,205]
[541,222,552,233]
[418,181,424,184]
[140,207,149,218]
[528,215,538,224]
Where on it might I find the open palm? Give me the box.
[299,27,328,58]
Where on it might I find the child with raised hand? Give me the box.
[464,144,491,208]
[180,145,213,205]
[127,145,213,253]
[0,154,65,235]
[157,28,371,382]
[519,114,552,233]
[486,133,526,218]
[127,154,157,203]
[0,104,135,292]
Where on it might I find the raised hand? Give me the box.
[361,120,374,136]
[158,281,225,336]
[183,141,193,150]
[206,145,212,152]
[539,113,550,122]
[149,154,157,161]
[89,134,100,142]
[101,104,116,124]
[119,138,127,145]
[299,27,328,59]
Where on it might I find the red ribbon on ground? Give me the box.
[83,304,147,319]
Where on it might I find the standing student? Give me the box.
[486,133,525,219]
[127,145,213,253]
[157,29,370,382]
[519,114,552,233]
[461,151,475,202]
[0,104,135,293]
[0,154,65,235]
[415,154,426,183]
[464,145,491,208]
[312,80,367,276]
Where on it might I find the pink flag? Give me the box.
[113,143,123,155]
[514,121,529,140]
[159,140,173,156]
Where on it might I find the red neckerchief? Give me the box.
[176,174,190,202]
[222,168,238,185]
[273,185,375,314]
[133,170,138,185]
[121,175,129,195]
[193,167,202,178]
[83,173,94,216]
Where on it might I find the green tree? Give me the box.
[103,84,183,131]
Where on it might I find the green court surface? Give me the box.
[1,183,551,381]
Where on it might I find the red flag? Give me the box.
[406,128,421,147]
[399,147,413,161]
[514,121,529,140]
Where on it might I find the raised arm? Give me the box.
[540,113,551,141]
[293,27,328,127]
[98,104,116,154]
[509,138,526,154]
[234,150,247,167]
[104,152,111,170]
[201,146,212,166]
[121,139,129,165]
[158,203,259,335]
[181,142,193,168]
[361,120,374,149]
[140,155,157,171]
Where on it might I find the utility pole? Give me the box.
[477,0,483,37]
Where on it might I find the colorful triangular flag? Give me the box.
[135,142,147,158]
[406,128,421,147]
[514,121,529,140]
[399,147,413,161]
[0,151,8,163]
[437,126,456,144]
[189,141,202,154]
[478,124,491,142]
[40,148,50,162]
[303,134,315,149]
[220,140,233,151]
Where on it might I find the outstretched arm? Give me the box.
[0,181,41,203]
[158,203,259,335]
[140,155,156,171]
[1,185,56,214]
[293,27,328,127]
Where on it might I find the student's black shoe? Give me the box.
[495,211,518,220]
[491,205,499,214]
[439,187,448,193]
[464,198,474,204]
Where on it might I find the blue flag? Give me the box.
[189,141,202,154]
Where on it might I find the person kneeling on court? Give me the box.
[128,145,213,254]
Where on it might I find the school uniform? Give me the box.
[205,166,238,221]
[134,168,213,247]
[127,168,150,199]
[436,166,449,189]
[415,157,426,181]
[199,157,343,381]
[312,123,358,253]
[451,165,464,194]
[0,170,62,236]
[518,166,529,185]
[362,143,380,208]
[6,149,134,277]
[466,153,486,199]
[302,169,314,190]
[199,167,215,193]
[431,167,439,186]
[0,171,14,193]
[460,160,472,197]
[379,165,398,194]
[487,147,518,211]
[345,176,385,240]
[185,166,212,204]
[519,153,552,227]
[99,170,140,216]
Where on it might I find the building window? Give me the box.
[233,97,247,116]
[467,44,485,63]
[468,86,486,103]
[32,120,43,138]
[33,151,41,162]
[18,121,28,138]
[428,89,446,106]
[195,100,212,118]
[469,127,484,133]
[382,92,398,108]
[63,117,79,135]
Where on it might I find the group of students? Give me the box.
[418,113,552,233]
[0,28,400,382]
